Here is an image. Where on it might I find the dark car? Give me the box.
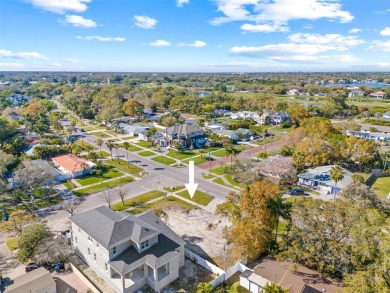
[288,188,305,196]
[25,263,39,272]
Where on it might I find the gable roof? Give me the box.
[4,267,55,293]
[69,206,160,249]
[253,256,344,293]
[166,124,201,137]
[52,154,93,173]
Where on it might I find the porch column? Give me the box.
[121,274,125,292]
[153,267,158,282]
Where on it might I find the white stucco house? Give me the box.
[70,206,185,293]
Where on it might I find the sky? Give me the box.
[1,0,390,72]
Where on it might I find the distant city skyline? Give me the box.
[1,0,390,72]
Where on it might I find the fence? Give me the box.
[184,249,250,289]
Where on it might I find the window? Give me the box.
[94,253,97,261]
[75,237,78,244]
[96,242,99,249]
[140,240,150,251]
[113,246,117,255]
[78,227,81,233]
[105,263,108,271]
[88,248,90,256]
[88,236,92,242]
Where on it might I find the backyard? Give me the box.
[372,176,390,197]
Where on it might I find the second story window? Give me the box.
[88,248,90,256]
[88,236,92,242]
[113,246,117,255]
[75,237,78,244]
[140,240,150,251]
[96,242,99,249]
[94,253,97,261]
[105,263,108,271]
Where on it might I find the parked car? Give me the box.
[25,263,39,272]
[288,188,305,196]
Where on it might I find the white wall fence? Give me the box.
[184,249,250,289]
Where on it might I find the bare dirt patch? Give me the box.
[164,207,231,261]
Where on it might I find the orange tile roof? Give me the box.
[52,154,91,173]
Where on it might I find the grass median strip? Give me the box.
[138,151,155,157]
[176,190,212,206]
[152,156,176,165]
[74,177,134,196]
[128,196,196,215]
[112,190,163,211]
[163,185,185,192]
[75,166,122,186]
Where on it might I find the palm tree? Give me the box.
[123,142,130,169]
[114,145,120,163]
[263,283,289,293]
[268,197,291,245]
[96,138,103,155]
[330,165,345,201]
[224,142,239,165]
[106,141,114,160]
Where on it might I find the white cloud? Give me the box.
[47,62,62,67]
[211,0,353,26]
[380,27,390,36]
[367,40,390,52]
[270,54,358,63]
[76,36,126,42]
[288,33,365,47]
[179,40,207,47]
[61,15,97,28]
[64,58,80,63]
[303,24,313,29]
[149,40,171,47]
[349,28,362,34]
[0,63,24,69]
[229,43,344,57]
[240,23,289,33]
[0,49,49,60]
[25,0,91,14]
[177,0,189,7]
[134,15,157,29]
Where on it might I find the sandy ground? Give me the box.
[164,208,231,259]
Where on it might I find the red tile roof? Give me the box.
[52,154,92,173]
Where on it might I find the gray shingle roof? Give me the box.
[4,268,55,293]
[69,206,158,249]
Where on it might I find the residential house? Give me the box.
[235,128,255,141]
[120,124,150,137]
[213,109,232,117]
[286,89,299,95]
[212,129,240,141]
[240,256,344,293]
[369,91,386,99]
[8,94,31,106]
[269,111,290,126]
[158,124,207,149]
[346,130,390,143]
[69,206,185,293]
[52,154,94,180]
[348,90,365,98]
[6,115,22,122]
[257,109,275,125]
[4,267,56,293]
[111,117,139,125]
[230,111,260,120]
[298,165,353,194]
[204,120,225,131]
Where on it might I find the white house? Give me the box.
[298,165,353,194]
[70,206,185,293]
[52,154,94,179]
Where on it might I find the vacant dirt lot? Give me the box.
[164,207,231,260]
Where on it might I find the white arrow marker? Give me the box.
[185,160,198,198]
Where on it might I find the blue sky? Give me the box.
[1,0,390,72]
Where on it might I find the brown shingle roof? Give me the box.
[253,257,344,293]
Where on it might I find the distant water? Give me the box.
[326,82,390,88]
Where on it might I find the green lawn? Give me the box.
[235,145,249,151]
[112,190,163,211]
[152,156,176,165]
[95,151,110,158]
[33,195,63,209]
[106,130,120,136]
[212,149,228,157]
[138,151,156,157]
[163,185,185,192]
[119,136,135,140]
[92,131,111,138]
[372,177,390,197]
[105,159,143,174]
[183,156,211,165]
[75,167,122,186]
[63,181,75,189]
[176,190,212,206]
[119,144,142,151]
[72,140,97,151]
[212,177,230,188]
[210,166,228,175]
[196,147,219,154]
[74,177,134,196]
[225,175,242,187]
[83,126,97,131]
[166,150,196,160]
[128,196,196,215]
[252,135,282,145]
[135,141,153,148]
[202,173,216,179]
